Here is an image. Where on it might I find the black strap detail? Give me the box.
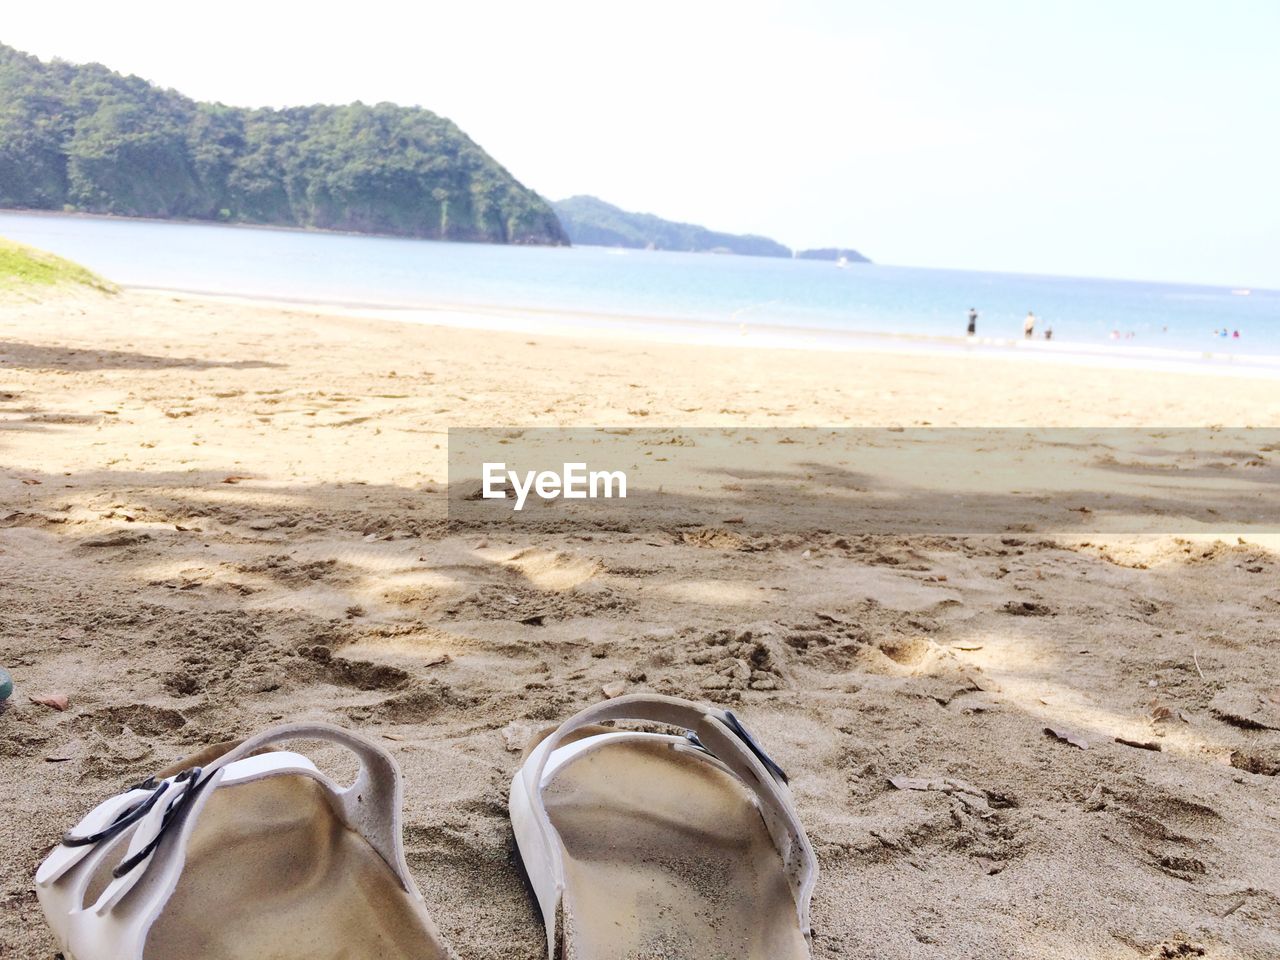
[59,767,213,879]
[110,767,210,878]
[61,780,165,849]
[683,711,790,785]
[721,711,790,785]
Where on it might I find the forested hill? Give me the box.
[553,195,791,257]
[0,44,567,245]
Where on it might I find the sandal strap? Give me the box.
[36,723,416,960]
[521,694,818,942]
[202,721,412,888]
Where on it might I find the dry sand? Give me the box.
[1,289,1278,959]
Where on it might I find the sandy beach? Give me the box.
[2,288,1278,959]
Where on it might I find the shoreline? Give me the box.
[4,207,1275,293]
[129,284,1280,381]
[2,211,1272,378]
[0,204,567,249]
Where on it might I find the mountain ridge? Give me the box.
[552,195,792,258]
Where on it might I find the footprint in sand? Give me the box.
[499,548,603,591]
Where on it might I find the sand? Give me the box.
[1,289,1278,959]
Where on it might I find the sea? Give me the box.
[3,210,1276,376]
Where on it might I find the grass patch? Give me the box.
[0,237,116,294]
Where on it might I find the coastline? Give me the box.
[1,211,1273,378]
[5,208,1274,292]
[0,204,569,248]
[127,284,1280,381]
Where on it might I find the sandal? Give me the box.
[36,722,454,960]
[509,694,817,959]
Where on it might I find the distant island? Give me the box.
[796,247,871,264]
[0,44,566,245]
[553,195,792,258]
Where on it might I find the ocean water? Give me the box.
[2,210,1275,371]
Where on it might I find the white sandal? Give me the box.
[509,694,818,959]
[35,722,454,960]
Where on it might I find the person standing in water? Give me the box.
[1044,325,1053,341]
[1024,310,1037,339]
[967,307,978,336]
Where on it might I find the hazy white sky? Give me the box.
[4,1,1277,286]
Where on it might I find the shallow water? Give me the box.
[2,210,1275,369]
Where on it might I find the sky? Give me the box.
[3,1,1278,287]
